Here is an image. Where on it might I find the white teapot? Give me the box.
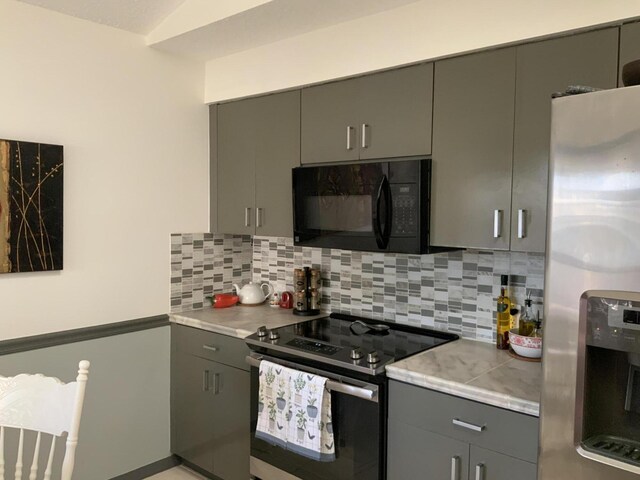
[233,281,274,305]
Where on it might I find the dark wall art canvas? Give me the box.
[0,139,63,273]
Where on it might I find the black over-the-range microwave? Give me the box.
[292,157,439,254]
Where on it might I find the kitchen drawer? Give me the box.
[172,324,250,371]
[389,380,538,463]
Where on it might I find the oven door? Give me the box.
[247,354,386,480]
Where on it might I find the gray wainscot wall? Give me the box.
[0,318,173,480]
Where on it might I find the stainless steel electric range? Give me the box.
[245,312,458,480]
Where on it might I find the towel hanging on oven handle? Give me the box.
[245,355,379,403]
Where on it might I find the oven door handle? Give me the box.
[245,355,379,403]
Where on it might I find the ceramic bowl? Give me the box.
[509,328,542,359]
[622,59,640,87]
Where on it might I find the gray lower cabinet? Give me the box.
[511,28,619,253]
[431,47,516,250]
[215,90,300,236]
[171,324,250,480]
[388,380,539,480]
[619,21,640,86]
[301,63,433,164]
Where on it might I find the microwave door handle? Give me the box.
[373,176,391,249]
[381,176,392,247]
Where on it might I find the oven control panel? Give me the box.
[286,338,341,355]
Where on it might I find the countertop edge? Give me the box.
[386,365,540,417]
[169,313,253,339]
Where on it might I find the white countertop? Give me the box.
[386,339,541,416]
[170,304,325,338]
[170,307,541,416]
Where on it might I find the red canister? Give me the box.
[279,291,293,309]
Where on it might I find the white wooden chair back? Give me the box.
[0,360,90,480]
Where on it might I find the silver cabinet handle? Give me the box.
[475,463,485,480]
[203,344,218,352]
[361,124,369,149]
[517,209,526,239]
[244,207,251,227]
[493,209,502,238]
[202,370,210,391]
[452,418,485,432]
[346,126,354,150]
[256,207,263,228]
[450,456,460,480]
[213,373,221,395]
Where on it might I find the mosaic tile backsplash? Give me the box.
[170,234,545,343]
[170,233,251,312]
[251,236,545,343]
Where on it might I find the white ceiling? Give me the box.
[14,0,422,60]
[16,0,188,35]
[150,0,423,60]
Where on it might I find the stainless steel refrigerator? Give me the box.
[540,85,640,479]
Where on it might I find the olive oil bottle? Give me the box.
[496,275,511,350]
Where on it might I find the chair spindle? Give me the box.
[43,436,56,480]
[28,431,41,480]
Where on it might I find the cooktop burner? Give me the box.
[245,312,458,375]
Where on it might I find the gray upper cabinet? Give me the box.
[512,28,619,253]
[620,22,640,86]
[215,90,300,236]
[301,63,433,164]
[431,48,516,250]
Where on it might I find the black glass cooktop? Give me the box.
[245,312,458,375]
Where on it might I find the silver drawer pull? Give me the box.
[452,418,485,432]
[244,207,251,227]
[475,463,485,480]
[202,370,210,391]
[450,456,460,480]
[203,345,218,352]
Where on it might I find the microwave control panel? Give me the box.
[391,184,418,236]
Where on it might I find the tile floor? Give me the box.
[145,466,208,479]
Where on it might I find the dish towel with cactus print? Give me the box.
[255,360,335,461]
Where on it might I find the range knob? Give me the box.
[268,329,280,341]
[367,350,380,364]
[256,326,268,338]
[350,347,364,360]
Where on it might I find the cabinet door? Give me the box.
[217,97,257,235]
[431,48,516,250]
[254,91,300,237]
[171,351,215,473]
[619,22,640,87]
[470,445,537,480]
[301,78,360,164]
[358,63,434,159]
[388,420,469,480]
[512,28,619,252]
[212,362,250,480]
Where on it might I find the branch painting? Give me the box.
[0,139,63,273]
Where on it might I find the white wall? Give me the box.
[0,0,209,340]
[204,0,640,102]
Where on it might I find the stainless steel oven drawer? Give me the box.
[172,324,249,371]
[389,380,538,463]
